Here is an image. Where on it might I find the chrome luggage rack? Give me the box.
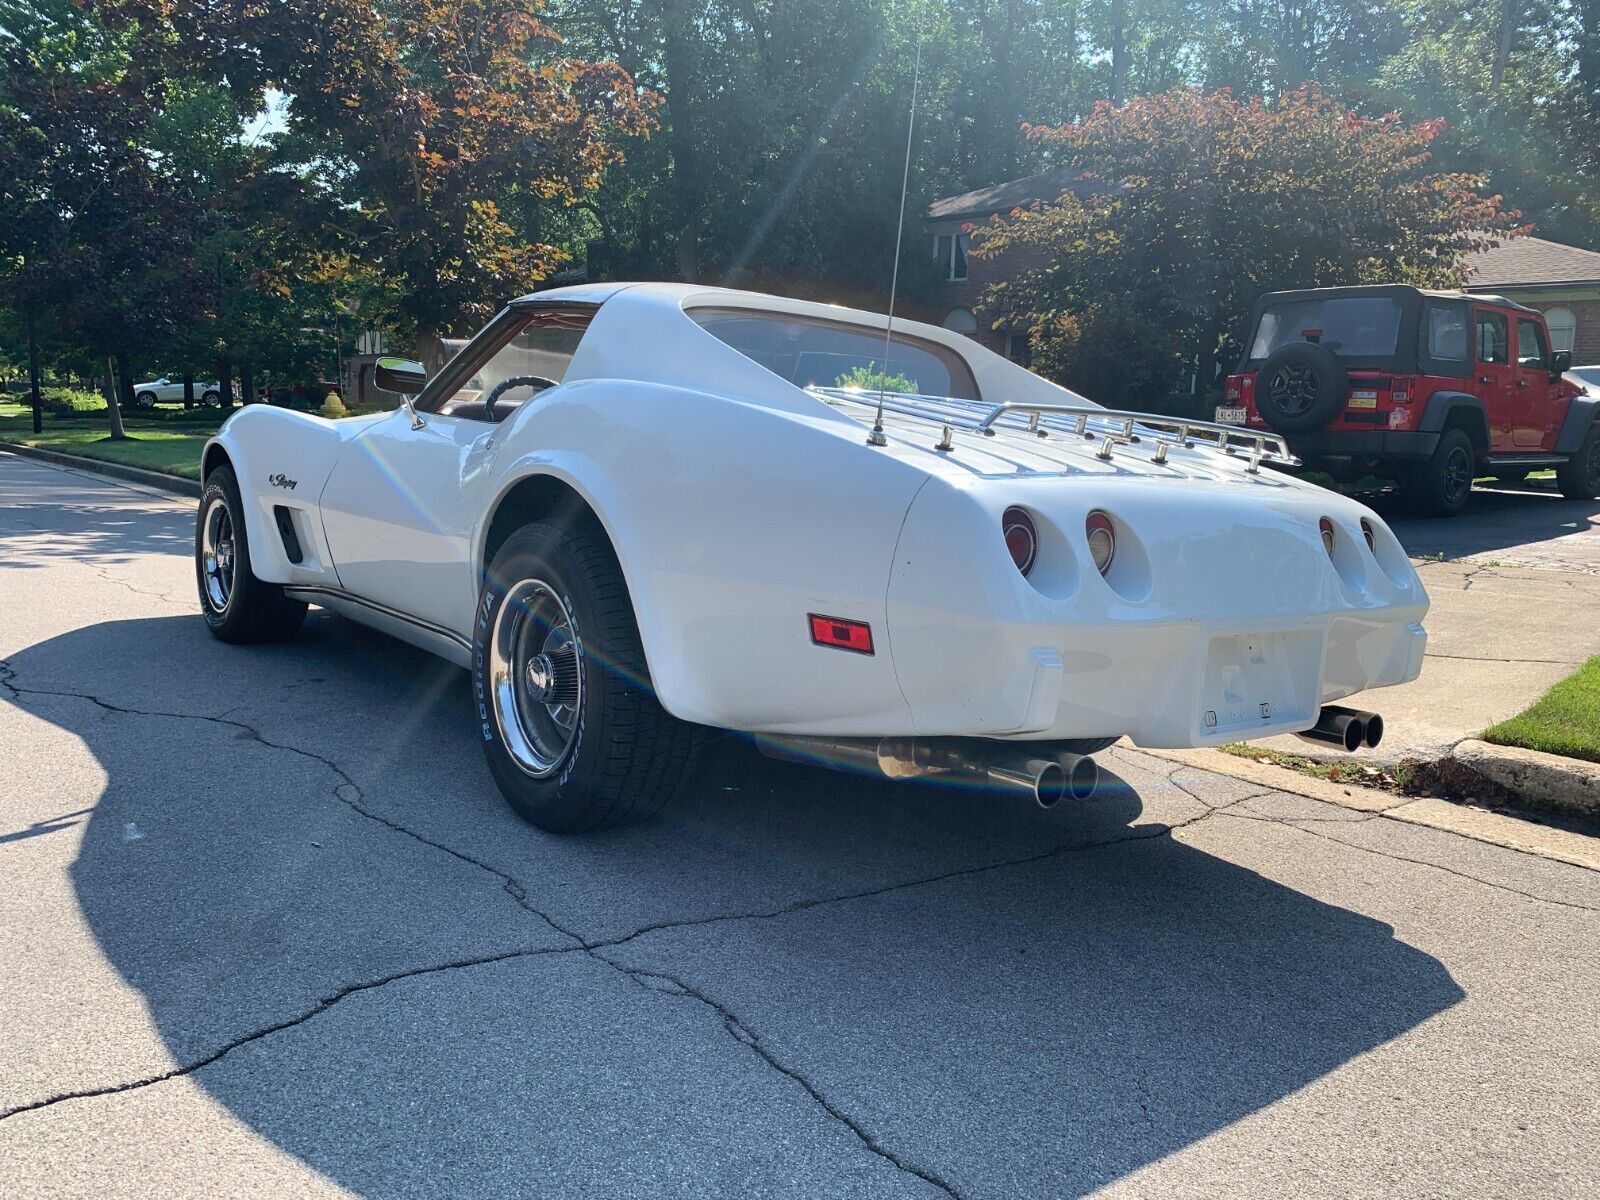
[810,387,1299,472]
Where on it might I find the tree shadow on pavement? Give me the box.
[5,614,1465,1197]
[1372,485,1599,563]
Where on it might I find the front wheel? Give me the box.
[1556,422,1600,501]
[196,465,307,643]
[472,519,702,833]
[1403,428,1475,517]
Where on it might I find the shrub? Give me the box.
[319,392,349,419]
[29,387,108,416]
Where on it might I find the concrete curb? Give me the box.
[0,441,201,498]
[1448,738,1600,821]
[1149,746,1600,871]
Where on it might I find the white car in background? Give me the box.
[1568,365,1600,393]
[130,377,223,407]
[194,283,1430,833]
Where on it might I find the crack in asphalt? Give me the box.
[1424,650,1581,666]
[0,946,568,1122]
[0,656,1260,1195]
[600,958,964,1199]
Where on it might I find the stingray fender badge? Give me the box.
[268,473,298,491]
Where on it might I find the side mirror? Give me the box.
[1551,349,1572,380]
[374,356,427,394]
[373,356,428,430]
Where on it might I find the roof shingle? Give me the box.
[1465,236,1600,287]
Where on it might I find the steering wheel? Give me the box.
[483,375,559,422]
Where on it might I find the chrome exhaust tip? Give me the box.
[1057,752,1098,802]
[1034,761,1069,808]
[1296,705,1383,753]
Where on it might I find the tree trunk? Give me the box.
[183,373,195,410]
[26,309,42,435]
[1580,0,1600,107]
[219,357,235,408]
[661,0,703,281]
[1492,0,1520,89]
[1109,0,1127,104]
[240,362,256,405]
[104,357,128,440]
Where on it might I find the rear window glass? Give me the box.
[690,308,980,400]
[1251,297,1401,360]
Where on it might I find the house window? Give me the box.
[1545,307,1577,355]
[1005,331,1032,366]
[942,308,978,334]
[933,232,968,282]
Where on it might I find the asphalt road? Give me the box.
[1,452,1597,1198]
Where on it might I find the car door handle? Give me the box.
[1517,379,1528,388]
[1479,376,1492,384]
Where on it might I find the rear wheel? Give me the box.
[196,465,307,643]
[473,519,702,833]
[1403,428,1475,517]
[201,389,221,406]
[134,391,157,409]
[1556,422,1600,500]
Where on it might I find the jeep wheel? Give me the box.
[1556,422,1600,501]
[196,465,308,642]
[473,519,702,833]
[1255,343,1348,433]
[1403,428,1476,517]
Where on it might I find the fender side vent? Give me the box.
[273,505,304,564]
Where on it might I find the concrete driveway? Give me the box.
[0,453,1597,1198]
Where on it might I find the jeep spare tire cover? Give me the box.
[1255,343,1348,433]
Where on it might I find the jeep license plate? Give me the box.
[1348,390,1378,409]
[1214,406,1248,425]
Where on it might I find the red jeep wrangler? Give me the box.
[1221,285,1600,515]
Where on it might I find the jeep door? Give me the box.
[1472,306,1516,451]
[1511,316,1558,449]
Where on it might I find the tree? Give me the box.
[152,0,655,346]
[0,0,204,437]
[972,87,1525,409]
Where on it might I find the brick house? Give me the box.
[929,173,1600,368]
[924,167,1096,362]
[1463,236,1600,365]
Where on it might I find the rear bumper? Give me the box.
[889,611,1427,748]
[1288,429,1441,461]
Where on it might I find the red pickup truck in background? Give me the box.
[1221,285,1600,516]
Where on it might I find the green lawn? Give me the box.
[1483,656,1600,764]
[0,401,219,480]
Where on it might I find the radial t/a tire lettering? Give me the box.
[472,518,702,833]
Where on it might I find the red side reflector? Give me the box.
[808,613,874,655]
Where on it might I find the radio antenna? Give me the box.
[869,28,923,448]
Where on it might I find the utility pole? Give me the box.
[26,309,42,435]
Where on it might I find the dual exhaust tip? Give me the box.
[1296,705,1384,753]
[756,735,1100,808]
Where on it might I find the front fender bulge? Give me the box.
[204,408,365,587]
[483,382,929,734]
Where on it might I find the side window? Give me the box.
[1424,301,1469,362]
[1475,310,1510,365]
[422,308,593,418]
[1515,318,1549,370]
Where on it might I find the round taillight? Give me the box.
[1085,510,1115,575]
[1319,517,1336,557]
[1002,506,1037,576]
[1360,518,1376,552]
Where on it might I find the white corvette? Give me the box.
[196,283,1429,831]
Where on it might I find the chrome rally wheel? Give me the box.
[199,495,236,615]
[489,579,584,778]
